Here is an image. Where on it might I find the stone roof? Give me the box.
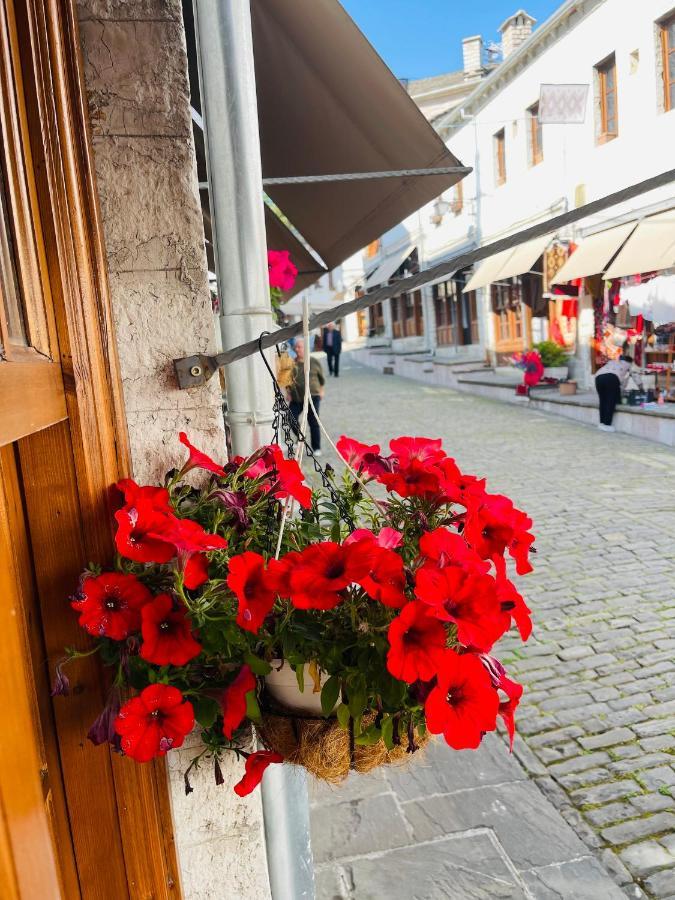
[407,69,466,97]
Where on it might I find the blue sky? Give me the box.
[340,1,562,80]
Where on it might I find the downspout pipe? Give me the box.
[191,2,315,898]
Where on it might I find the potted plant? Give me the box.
[533,340,570,380]
[54,431,534,795]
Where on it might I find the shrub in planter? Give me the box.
[532,340,569,369]
[56,432,534,796]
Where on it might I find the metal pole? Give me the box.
[191,2,315,898]
[193,0,274,455]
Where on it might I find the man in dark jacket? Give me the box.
[322,322,342,377]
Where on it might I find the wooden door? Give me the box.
[0,0,179,896]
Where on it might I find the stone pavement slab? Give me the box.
[307,359,675,898]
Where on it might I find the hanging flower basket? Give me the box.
[54,404,535,797]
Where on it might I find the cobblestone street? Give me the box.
[310,356,675,900]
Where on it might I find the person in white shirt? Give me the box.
[594,344,633,432]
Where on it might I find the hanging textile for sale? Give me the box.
[561,298,578,319]
[619,274,675,325]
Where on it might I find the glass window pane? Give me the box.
[668,20,675,48]
[669,49,675,81]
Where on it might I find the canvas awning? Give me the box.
[552,223,637,283]
[364,244,415,289]
[462,235,552,292]
[604,210,675,279]
[250,0,465,274]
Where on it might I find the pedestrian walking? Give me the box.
[288,337,325,455]
[595,344,633,432]
[322,321,342,377]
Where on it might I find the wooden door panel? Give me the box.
[18,421,131,899]
[0,443,66,899]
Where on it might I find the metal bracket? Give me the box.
[174,353,223,389]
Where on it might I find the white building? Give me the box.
[347,0,675,388]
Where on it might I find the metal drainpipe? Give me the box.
[191,1,315,897]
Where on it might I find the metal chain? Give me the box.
[257,334,355,532]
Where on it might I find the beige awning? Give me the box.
[603,210,675,279]
[462,249,513,293]
[552,223,637,283]
[251,0,465,275]
[462,235,552,292]
[364,245,415,289]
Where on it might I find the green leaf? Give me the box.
[193,695,220,730]
[295,663,305,693]
[417,720,427,738]
[321,675,340,717]
[330,520,341,542]
[245,691,262,723]
[336,703,350,729]
[381,716,394,751]
[244,653,272,676]
[354,723,382,746]
[348,689,366,719]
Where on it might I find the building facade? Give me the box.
[346,0,675,388]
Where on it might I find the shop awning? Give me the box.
[552,223,637,283]
[281,289,345,317]
[250,0,465,274]
[462,235,552,292]
[604,210,675,279]
[364,244,415,290]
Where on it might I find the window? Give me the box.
[432,274,478,347]
[494,129,506,185]
[527,102,543,166]
[596,54,618,141]
[660,13,675,112]
[491,280,523,346]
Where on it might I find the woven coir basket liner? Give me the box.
[257,706,430,783]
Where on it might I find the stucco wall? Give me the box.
[75,1,269,896]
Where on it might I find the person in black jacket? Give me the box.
[322,322,342,377]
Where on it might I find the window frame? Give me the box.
[527,101,543,166]
[493,128,506,186]
[660,13,675,112]
[596,53,618,142]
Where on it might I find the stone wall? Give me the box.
[75,1,270,895]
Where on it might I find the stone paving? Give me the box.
[309,355,675,900]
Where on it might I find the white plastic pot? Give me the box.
[543,366,569,380]
[264,660,336,716]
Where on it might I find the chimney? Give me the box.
[499,10,536,59]
[462,35,483,79]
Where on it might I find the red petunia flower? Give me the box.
[345,526,403,550]
[389,436,445,467]
[183,552,210,590]
[243,445,312,509]
[72,572,152,640]
[336,436,391,478]
[282,541,376,610]
[227,551,277,633]
[234,749,284,797]
[424,650,499,750]
[115,684,194,762]
[140,594,202,666]
[480,654,523,749]
[344,530,407,607]
[115,478,173,513]
[439,463,487,508]
[418,527,490,574]
[463,494,535,575]
[496,574,532,642]
[178,432,226,477]
[155,517,228,556]
[267,250,298,292]
[114,496,178,564]
[222,664,257,740]
[386,600,448,683]
[378,458,444,499]
[414,566,508,651]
